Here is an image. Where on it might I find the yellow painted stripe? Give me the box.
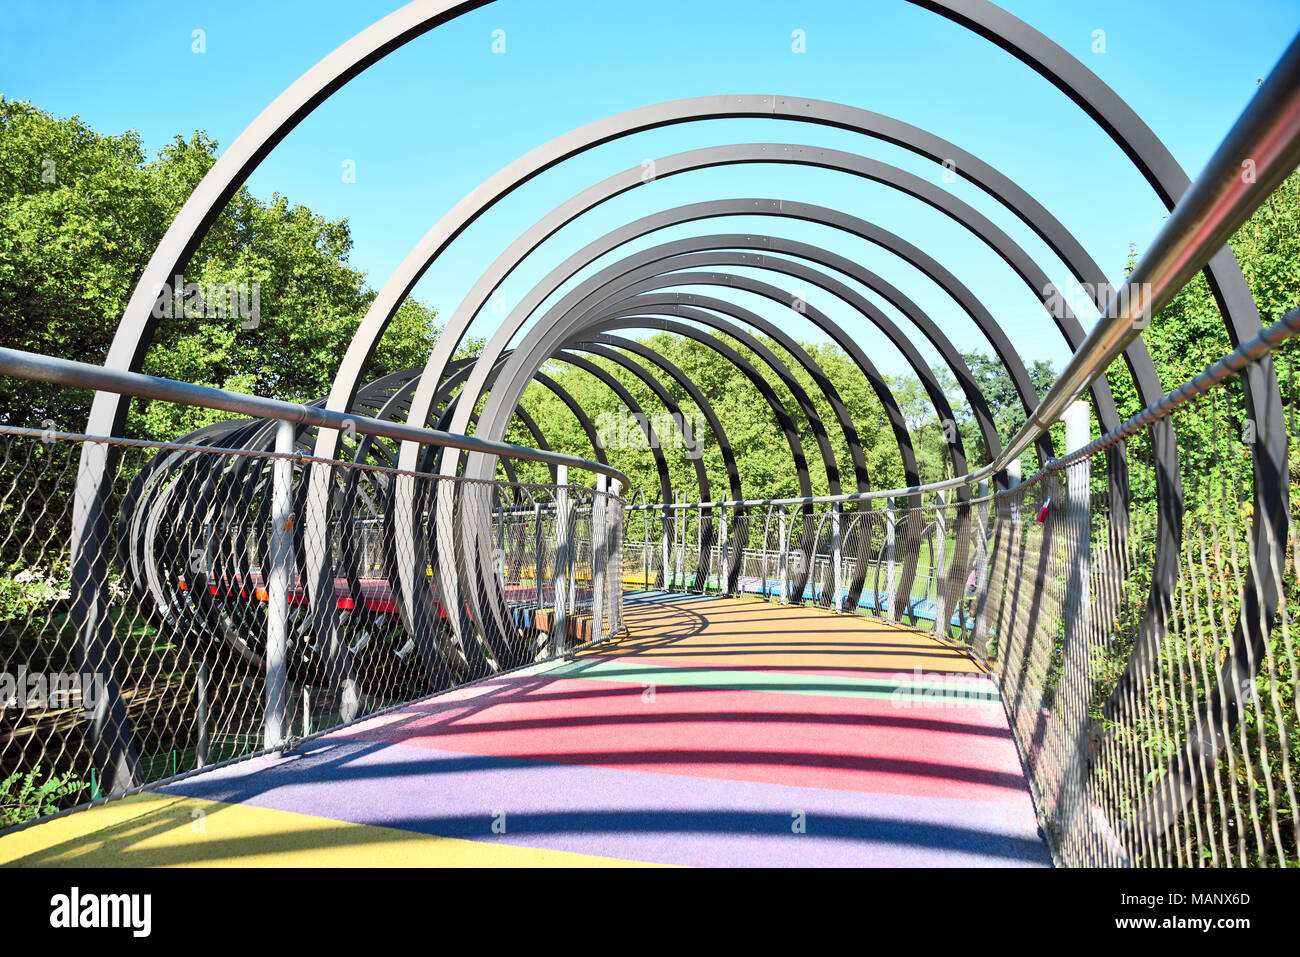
[0,792,658,868]
[604,595,989,675]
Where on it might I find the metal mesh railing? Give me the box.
[982,373,1299,868]
[620,331,1300,868]
[0,426,623,829]
[623,495,981,639]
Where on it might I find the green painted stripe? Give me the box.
[547,658,1002,704]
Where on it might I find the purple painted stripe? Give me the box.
[161,738,1048,867]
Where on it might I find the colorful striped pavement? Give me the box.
[0,593,1049,867]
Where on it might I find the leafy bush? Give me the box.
[0,561,70,624]
[0,766,87,828]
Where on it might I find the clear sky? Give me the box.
[2,0,1297,379]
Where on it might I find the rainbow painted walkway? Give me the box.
[0,593,1049,867]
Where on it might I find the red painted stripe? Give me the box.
[344,674,1027,803]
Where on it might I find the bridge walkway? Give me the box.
[0,592,1048,867]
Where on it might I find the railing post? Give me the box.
[264,418,293,751]
[759,506,772,601]
[1063,402,1092,645]
[985,459,1023,662]
[675,493,685,591]
[196,660,210,767]
[1008,459,1024,559]
[533,502,543,610]
[553,465,570,651]
[567,496,577,619]
[885,496,898,624]
[971,479,994,657]
[719,503,729,597]
[694,503,703,593]
[660,500,671,592]
[608,479,623,635]
[831,502,843,613]
[778,507,790,605]
[592,474,608,642]
[1058,400,1094,852]
[643,500,651,590]
[933,491,948,640]
[495,500,505,583]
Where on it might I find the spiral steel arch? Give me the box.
[67,2,1280,830]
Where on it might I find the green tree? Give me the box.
[0,98,441,439]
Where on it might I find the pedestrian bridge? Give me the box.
[0,1,1297,869]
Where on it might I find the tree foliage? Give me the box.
[0,98,441,439]
[503,329,1042,499]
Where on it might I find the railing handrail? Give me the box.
[627,300,1300,513]
[996,30,1300,478]
[0,347,629,488]
[1017,301,1300,482]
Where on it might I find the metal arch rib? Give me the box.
[554,346,712,507]
[560,258,983,611]
[413,189,1057,490]
[569,334,745,506]
[451,313,817,663]
[562,335,745,589]
[414,140,1103,477]
[466,301,858,604]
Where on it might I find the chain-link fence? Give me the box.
[624,493,983,643]
[621,319,1300,867]
[0,425,624,830]
[982,372,1298,867]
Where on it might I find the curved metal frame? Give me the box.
[563,268,967,478]
[427,190,1068,478]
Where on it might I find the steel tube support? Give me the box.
[1062,402,1093,651]
[832,503,843,614]
[608,478,623,635]
[1057,400,1095,849]
[593,474,608,642]
[264,418,294,751]
[534,502,543,611]
[495,503,505,583]
[778,509,790,605]
[719,504,730,597]
[660,501,671,591]
[933,492,948,641]
[971,480,994,657]
[642,502,651,590]
[885,498,898,625]
[553,465,571,652]
[196,661,210,768]
[681,494,691,590]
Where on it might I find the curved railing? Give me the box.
[0,357,626,829]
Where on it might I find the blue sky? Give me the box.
[2,0,1297,380]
